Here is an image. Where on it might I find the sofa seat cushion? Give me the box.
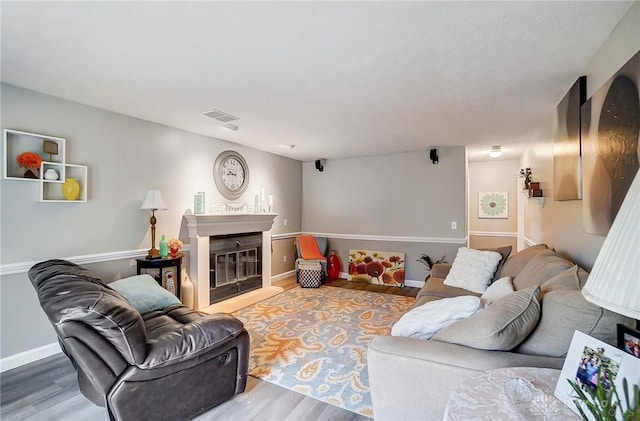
[512,250,574,290]
[417,277,481,302]
[444,247,502,293]
[497,243,549,279]
[515,289,635,358]
[391,296,485,340]
[110,274,181,314]
[432,286,541,351]
[414,295,441,307]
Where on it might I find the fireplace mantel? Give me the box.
[184,213,278,238]
[183,213,278,309]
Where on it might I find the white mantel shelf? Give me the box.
[184,213,278,238]
[183,213,278,309]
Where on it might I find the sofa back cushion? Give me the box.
[432,286,541,351]
[497,243,549,279]
[480,246,512,282]
[515,289,635,357]
[512,249,574,290]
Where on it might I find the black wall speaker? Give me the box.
[429,148,439,164]
[315,159,324,172]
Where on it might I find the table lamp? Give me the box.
[582,170,640,320]
[140,189,168,258]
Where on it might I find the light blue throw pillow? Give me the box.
[109,274,180,314]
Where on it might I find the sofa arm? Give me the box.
[141,313,245,369]
[367,335,563,421]
[430,263,452,279]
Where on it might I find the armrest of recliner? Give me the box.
[140,313,245,369]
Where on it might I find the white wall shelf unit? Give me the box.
[3,129,66,180]
[41,161,65,183]
[40,164,88,202]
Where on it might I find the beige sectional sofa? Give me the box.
[367,244,635,420]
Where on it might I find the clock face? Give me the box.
[214,151,250,200]
[220,157,246,191]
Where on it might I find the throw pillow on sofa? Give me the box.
[443,247,502,294]
[480,276,513,304]
[515,289,635,357]
[391,296,486,340]
[109,274,181,314]
[539,265,589,298]
[432,286,541,350]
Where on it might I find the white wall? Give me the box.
[301,148,467,282]
[0,83,303,360]
[520,2,640,269]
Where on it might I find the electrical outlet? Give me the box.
[451,221,457,230]
[283,255,287,263]
[283,218,288,226]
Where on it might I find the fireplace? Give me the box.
[183,213,277,309]
[209,232,262,304]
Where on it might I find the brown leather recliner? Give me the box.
[28,259,250,421]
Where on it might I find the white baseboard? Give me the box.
[0,342,61,373]
[405,279,425,288]
[271,270,296,282]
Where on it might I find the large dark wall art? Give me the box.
[581,50,640,236]
[554,76,587,201]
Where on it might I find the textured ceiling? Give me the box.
[0,1,634,162]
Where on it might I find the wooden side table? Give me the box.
[443,367,580,420]
[136,254,183,299]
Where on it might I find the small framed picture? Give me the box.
[617,323,640,358]
[555,330,640,419]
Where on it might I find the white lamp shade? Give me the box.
[582,170,640,320]
[140,189,168,211]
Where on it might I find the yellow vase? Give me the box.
[62,178,80,201]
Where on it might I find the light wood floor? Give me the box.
[1,277,416,421]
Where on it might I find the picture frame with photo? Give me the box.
[555,330,640,420]
[618,323,640,358]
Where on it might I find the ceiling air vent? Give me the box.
[202,109,239,123]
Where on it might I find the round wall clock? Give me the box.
[213,150,250,200]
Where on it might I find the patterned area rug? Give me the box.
[232,286,415,417]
